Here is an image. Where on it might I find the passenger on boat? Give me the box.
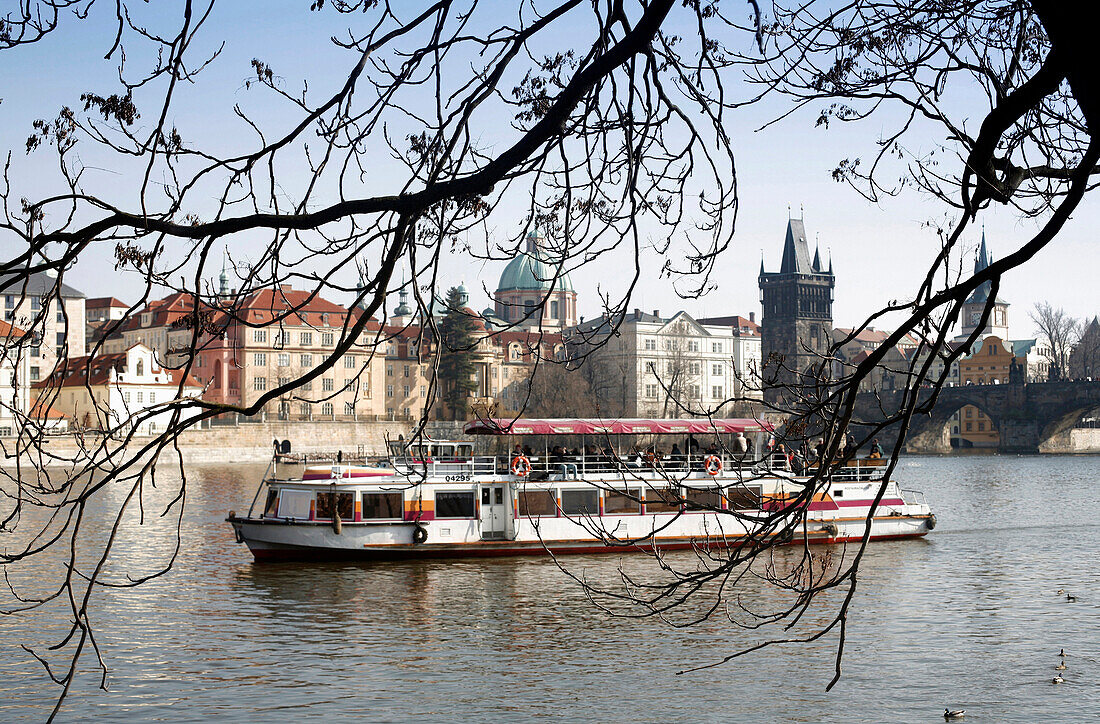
[868,439,884,459]
[551,445,578,477]
[771,443,790,471]
[814,438,826,460]
[732,431,749,463]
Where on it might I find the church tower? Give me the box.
[957,231,1009,342]
[759,217,835,402]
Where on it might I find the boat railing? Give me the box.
[390,456,499,478]
[900,488,928,505]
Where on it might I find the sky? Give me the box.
[0,0,1096,340]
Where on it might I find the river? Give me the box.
[1,456,1098,722]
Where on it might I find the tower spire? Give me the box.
[218,248,230,296]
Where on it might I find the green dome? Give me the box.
[496,232,574,294]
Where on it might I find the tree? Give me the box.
[436,287,480,421]
[3,0,1100,714]
[523,359,598,418]
[1030,302,1079,380]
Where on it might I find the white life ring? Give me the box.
[704,454,723,476]
[511,455,531,477]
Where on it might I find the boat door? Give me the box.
[480,484,508,540]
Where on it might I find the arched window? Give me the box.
[550,300,559,319]
[136,360,144,376]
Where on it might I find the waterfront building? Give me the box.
[565,309,738,417]
[381,284,562,420]
[696,314,763,399]
[85,296,129,350]
[491,230,578,331]
[33,343,203,436]
[0,270,87,378]
[758,217,835,403]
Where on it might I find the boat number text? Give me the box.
[445,474,472,482]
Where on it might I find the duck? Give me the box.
[1055,661,1067,670]
[1052,674,1065,684]
[1060,648,1068,657]
[944,709,966,720]
[1066,593,1078,602]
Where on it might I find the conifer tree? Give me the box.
[437,287,480,420]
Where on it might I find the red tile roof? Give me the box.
[86,296,129,309]
[0,319,27,338]
[33,350,203,389]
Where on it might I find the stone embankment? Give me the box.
[6,420,419,467]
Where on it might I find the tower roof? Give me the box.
[496,231,575,294]
[966,230,1006,305]
[779,218,815,274]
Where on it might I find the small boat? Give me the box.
[226,417,936,561]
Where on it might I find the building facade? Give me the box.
[0,271,86,382]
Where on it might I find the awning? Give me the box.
[463,417,774,436]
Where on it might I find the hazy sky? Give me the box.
[1,1,1095,340]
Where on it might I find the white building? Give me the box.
[34,343,204,436]
[566,309,739,417]
[0,270,87,381]
[0,319,31,437]
[698,314,763,399]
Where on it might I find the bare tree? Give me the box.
[1030,302,1079,380]
[2,0,1100,716]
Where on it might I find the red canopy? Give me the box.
[463,417,774,436]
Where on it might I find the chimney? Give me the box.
[633,308,641,319]
[749,312,755,323]
[653,309,659,318]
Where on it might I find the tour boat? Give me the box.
[226,418,936,561]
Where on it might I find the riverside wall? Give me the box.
[8,420,417,467]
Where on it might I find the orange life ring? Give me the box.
[511,455,531,477]
[704,454,723,476]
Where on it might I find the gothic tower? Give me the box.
[956,230,1009,342]
[759,217,835,403]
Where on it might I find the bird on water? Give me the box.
[1052,673,1065,684]
[1055,660,1067,670]
[944,709,965,720]
[1059,648,1068,657]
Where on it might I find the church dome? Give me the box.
[496,231,575,294]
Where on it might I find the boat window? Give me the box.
[316,492,354,520]
[726,484,762,511]
[263,490,279,517]
[436,491,476,519]
[604,488,642,515]
[684,487,721,512]
[517,489,556,517]
[645,487,681,513]
[362,492,404,520]
[277,490,313,519]
[560,489,599,515]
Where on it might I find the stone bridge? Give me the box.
[853,380,1100,454]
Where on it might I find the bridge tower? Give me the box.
[759,216,835,403]
[957,230,1009,342]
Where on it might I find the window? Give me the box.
[277,353,289,367]
[689,384,700,398]
[4,295,12,309]
[56,332,66,347]
[300,354,312,367]
[419,385,426,398]
[322,378,334,392]
[978,422,985,431]
[344,402,355,415]
[644,338,656,351]
[316,492,354,520]
[645,384,658,398]
[263,490,280,518]
[254,377,267,391]
[300,332,312,345]
[321,402,334,416]
[685,487,721,511]
[403,365,410,377]
[386,385,393,397]
[435,491,476,518]
[725,484,761,510]
[604,488,642,514]
[712,385,723,398]
[645,488,681,513]
[344,356,356,369]
[712,342,722,353]
[149,393,156,405]
[560,489,599,515]
[386,365,393,376]
[965,422,973,432]
[965,408,973,418]
[30,296,40,311]
[322,332,334,347]
[253,329,267,343]
[30,346,39,358]
[300,403,311,417]
[276,490,312,519]
[56,308,64,323]
[712,363,723,376]
[362,492,403,520]
[254,353,267,366]
[550,300,559,318]
[518,489,557,517]
[30,366,40,382]
[402,385,410,397]
[688,341,699,352]
[136,391,143,404]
